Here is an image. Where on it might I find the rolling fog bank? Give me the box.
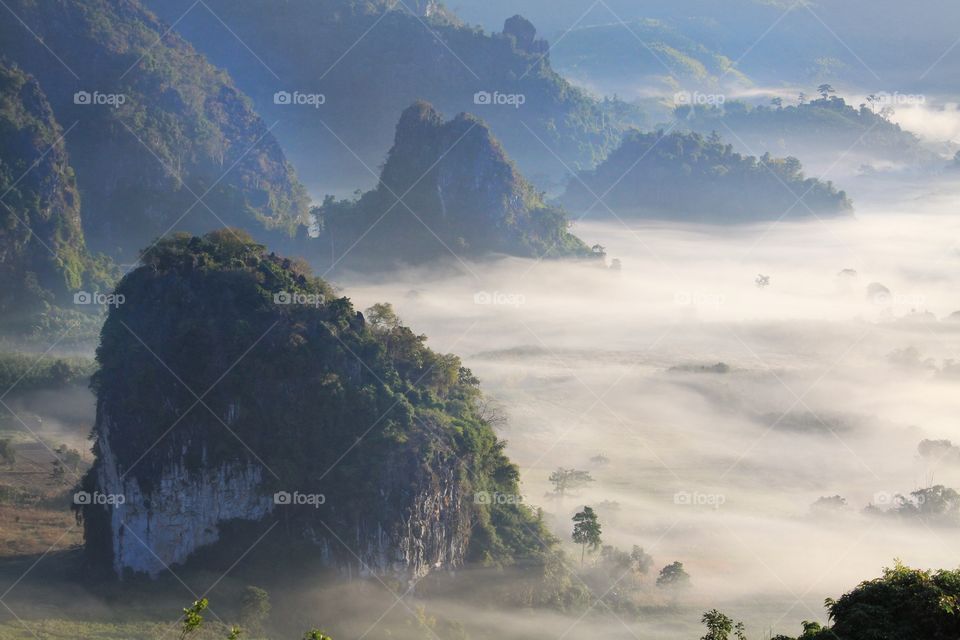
[335,181,960,636]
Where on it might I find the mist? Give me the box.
[323,179,960,636]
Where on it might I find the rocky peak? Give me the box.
[503,15,549,56]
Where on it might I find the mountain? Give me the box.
[562,129,852,221]
[140,0,646,192]
[455,0,960,93]
[77,229,550,578]
[0,0,309,261]
[675,95,938,170]
[0,61,113,336]
[549,18,751,100]
[313,102,599,270]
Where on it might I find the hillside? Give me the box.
[550,19,750,100]
[0,0,309,260]
[676,95,938,168]
[0,62,113,336]
[77,229,551,579]
[141,0,646,191]
[313,102,598,270]
[562,129,852,221]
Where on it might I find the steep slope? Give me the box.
[77,230,550,578]
[0,0,309,260]
[563,129,852,221]
[0,62,112,335]
[141,0,645,191]
[314,102,598,270]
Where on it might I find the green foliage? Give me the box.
[630,545,654,576]
[676,94,934,166]
[82,229,550,574]
[656,561,691,589]
[571,506,602,566]
[0,352,96,394]
[0,0,309,258]
[142,0,644,187]
[549,468,594,497]
[0,61,117,335]
[302,630,333,640]
[564,129,852,221]
[314,102,595,268]
[238,586,270,631]
[179,599,208,640]
[701,609,733,640]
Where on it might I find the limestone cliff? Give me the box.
[314,102,597,269]
[77,230,546,578]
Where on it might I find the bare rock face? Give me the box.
[77,231,528,580]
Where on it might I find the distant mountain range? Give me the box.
[140,0,647,192]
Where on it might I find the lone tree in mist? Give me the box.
[631,545,654,577]
[239,585,271,632]
[550,468,594,498]
[572,506,602,567]
[657,561,691,589]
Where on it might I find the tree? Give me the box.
[631,545,653,577]
[701,609,733,640]
[572,506,602,567]
[303,631,333,640]
[365,302,400,332]
[179,599,208,640]
[817,84,835,99]
[239,585,270,632]
[657,561,691,589]
[0,439,14,465]
[798,92,807,105]
[770,97,783,109]
[549,468,593,497]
